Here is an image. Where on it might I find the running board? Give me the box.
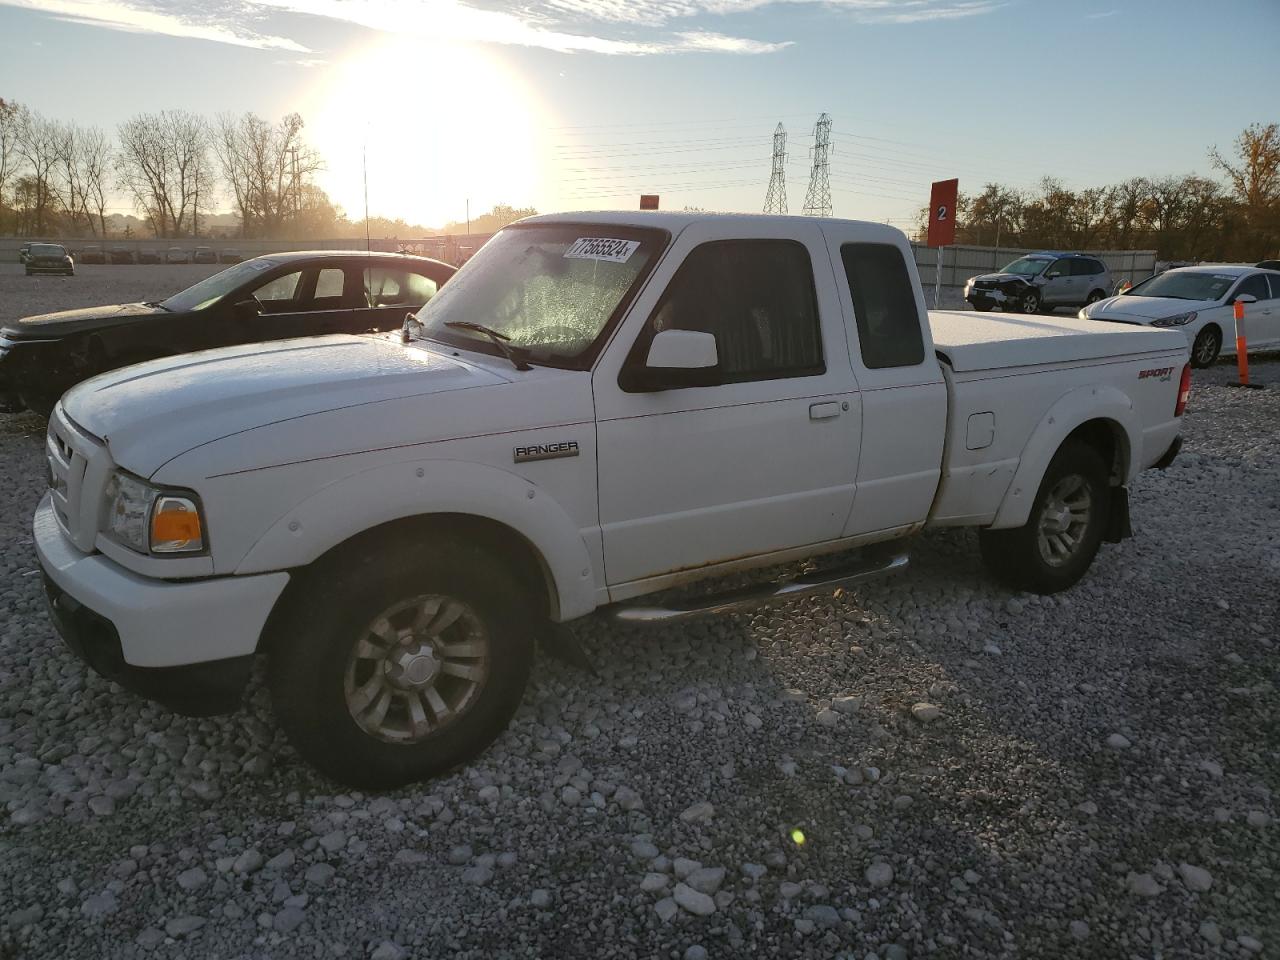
[607,553,909,626]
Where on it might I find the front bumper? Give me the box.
[966,288,1008,306]
[34,494,289,714]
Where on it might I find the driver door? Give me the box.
[231,264,358,345]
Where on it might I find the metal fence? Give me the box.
[0,235,480,264]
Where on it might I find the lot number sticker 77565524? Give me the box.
[564,238,640,263]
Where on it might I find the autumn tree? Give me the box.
[1211,122,1280,257]
[0,99,20,232]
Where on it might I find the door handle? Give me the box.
[809,401,841,421]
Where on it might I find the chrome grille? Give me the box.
[45,411,100,549]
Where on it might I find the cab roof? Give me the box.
[518,210,908,243]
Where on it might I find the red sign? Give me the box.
[639,194,659,210]
[927,179,958,247]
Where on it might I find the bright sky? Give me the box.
[1,0,1277,231]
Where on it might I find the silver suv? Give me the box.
[964,253,1113,314]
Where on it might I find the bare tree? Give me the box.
[14,107,61,235]
[214,111,321,238]
[116,110,211,237]
[78,127,112,237]
[0,99,22,232]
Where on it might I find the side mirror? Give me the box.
[232,298,261,321]
[1232,293,1258,305]
[624,329,721,391]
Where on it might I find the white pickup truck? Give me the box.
[35,213,1190,787]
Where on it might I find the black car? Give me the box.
[78,244,106,265]
[0,251,455,415]
[1258,259,1280,272]
[23,243,74,276]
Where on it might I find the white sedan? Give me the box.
[1080,265,1280,367]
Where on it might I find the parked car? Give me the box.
[193,246,218,264]
[1257,259,1280,272]
[109,247,136,265]
[165,247,190,264]
[31,213,1189,787]
[0,251,455,415]
[23,243,74,276]
[220,248,243,264]
[18,241,45,264]
[138,249,161,264]
[964,253,1112,314]
[1081,264,1280,367]
[78,244,106,265]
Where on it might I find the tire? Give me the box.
[972,302,993,312]
[1086,289,1105,306]
[269,536,537,788]
[978,440,1110,594]
[1191,325,1222,368]
[1017,288,1041,314]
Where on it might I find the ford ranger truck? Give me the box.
[35,213,1190,788]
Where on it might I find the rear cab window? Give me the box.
[839,243,925,369]
[366,267,439,308]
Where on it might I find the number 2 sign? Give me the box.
[927,179,958,248]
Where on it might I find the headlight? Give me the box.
[103,471,205,555]
[1152,311,1197,327]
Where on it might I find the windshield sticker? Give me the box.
[564,238,640,263]
[1213,274,1234,280]
[247,260,272,271]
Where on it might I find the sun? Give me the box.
[305,38,546,230]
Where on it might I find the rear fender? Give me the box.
[234,459,595,620]
[989,385,1139,530]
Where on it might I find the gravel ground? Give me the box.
[1,278,1278,959]
[0,263,223,324]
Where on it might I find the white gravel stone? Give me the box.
[1178,863,1212,892]
[910,702,940,723]
[1239,935,1264,953]
[815,708,838,727]
[1106,733,1132,750]
[165,916,206,937]
[679,802,714,824]
[684,866,725,895]
[1126,872,1164,897]
[640,873,669,893]
[371,942,407,960]
[177,867,208,891]
[1069,920,1089,941]
[831,695,863,714]
[654,898,678,923]
[233,848,264,874]
[529,889,552,909]
[672,882,716,916]
[865,862,893,889]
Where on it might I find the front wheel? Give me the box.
[1017,288,1041,314]
[971,301,993,312]
[1086,290,1105,306]
[978,440,1110,594]
[269,537,536,788]
[1191,326,1222,368]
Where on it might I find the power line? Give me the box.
[763,122,788,215]
[802,113,832,218]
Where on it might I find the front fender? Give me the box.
[234,458,596,621]
[990,385,1140,530]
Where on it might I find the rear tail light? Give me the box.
[1175,363,1191,417]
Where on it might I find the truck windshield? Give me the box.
[1125,271,1236,302]
[160,259,278,312]
[1001,257,1051,277]
[415,223,666,368]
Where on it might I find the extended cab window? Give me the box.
[840,243,924,369]
[638,239,823,383]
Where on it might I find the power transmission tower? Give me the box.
[801,113,832,218]
[763,123,788,214]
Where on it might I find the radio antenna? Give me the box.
[362,140,371,253]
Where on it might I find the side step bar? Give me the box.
[607,552,909,626]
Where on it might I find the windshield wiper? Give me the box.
[444,321,532,371]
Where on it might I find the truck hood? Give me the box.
[61,334,511,476]
[1084,294,1218,322]
[2,302,163,338]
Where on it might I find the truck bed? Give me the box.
[928,310,1184,372]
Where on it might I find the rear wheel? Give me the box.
[1191,325,1222,368]
[1086,289,1105,306]
[979,440,1110,594]
[269,537,537,788]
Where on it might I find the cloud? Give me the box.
[5,0,1001,57]
[2,0,309,49]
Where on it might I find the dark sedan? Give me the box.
[0,251,455,415]
[24,243,75,276]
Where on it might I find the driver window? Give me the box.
[638,239,823,383]
[252,271,302,312]
[1235,274,1270,302]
